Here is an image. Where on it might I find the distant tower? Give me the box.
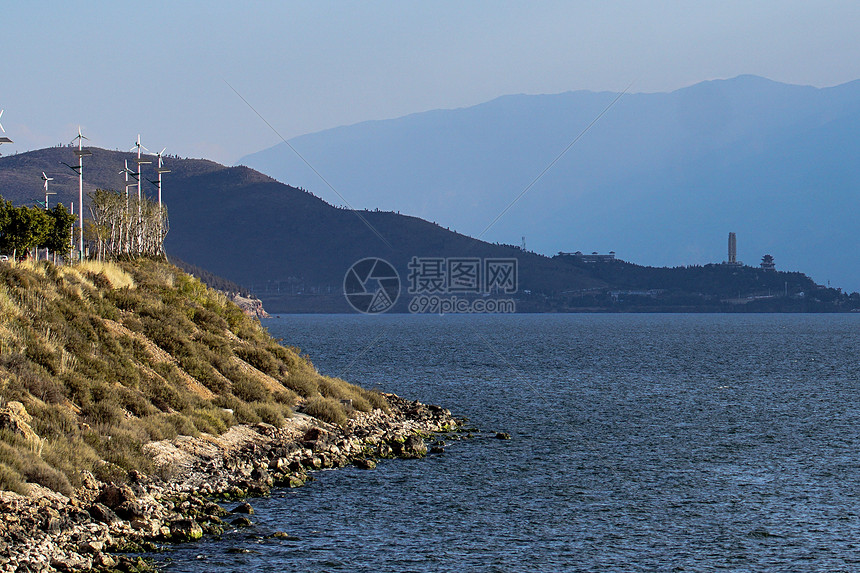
[728,232,737,264]
[761,254,775,271]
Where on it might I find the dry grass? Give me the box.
[76,261,136,290]
[0,258,386,494]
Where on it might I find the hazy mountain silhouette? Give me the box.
[240,75,860,292]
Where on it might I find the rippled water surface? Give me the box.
[159,314,860,572]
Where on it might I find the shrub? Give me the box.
[191,307,228,332]
[190,407,228,435]
[23,460,73,497]
[82,399,124,427]
[144,374,193,413]
[164,413,198,437]
[364,390,390,412]
[29,403,79,439]
[40,436,99,487]
[283,371,319,398]
[272,389,299,407]
[231,373,269,403]
[251,401,286,427]
[304,396,347,426]
[0,463,27,495]
[235,345,280,377]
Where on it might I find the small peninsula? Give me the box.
[0,259,463,571]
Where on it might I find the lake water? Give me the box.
[158,314,860,572]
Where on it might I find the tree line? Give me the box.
[0,198,75,259]
[87,188,168,260]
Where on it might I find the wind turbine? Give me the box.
[39,172,56,260]
[0,110,13,153]
[40,172,55,210]
[67,126,92,261]
[130,135,151,252]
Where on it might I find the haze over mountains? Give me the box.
[240,75,860,292]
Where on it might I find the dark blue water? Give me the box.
[159,314,860,572]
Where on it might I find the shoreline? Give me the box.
[0,394,467,572]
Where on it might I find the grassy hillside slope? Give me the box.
[0,258,385,495]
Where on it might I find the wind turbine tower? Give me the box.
[71,127,92,261]
[131,135,151,252]
[155,147,169,251]
[40,172,56,260]
[40,172,55,210]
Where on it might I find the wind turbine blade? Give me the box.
[159,147,166,156]
[0,110,5,134]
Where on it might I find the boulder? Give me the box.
[353,458,376,470]
[230,502,254,515]
[88,503,120,524]
[231,516,253,527]
[398,435,427,459]
[95,484,136,510]
[169,519,203,542]
[302,427,329,444]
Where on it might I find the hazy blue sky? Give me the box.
[2,1,859,164]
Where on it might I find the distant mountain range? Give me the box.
[239,75,860,293]
[0,146,853,313]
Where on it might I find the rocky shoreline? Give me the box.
[0,394,468,572]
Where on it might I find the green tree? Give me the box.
[41,204,76,256]
[0,202,51,256]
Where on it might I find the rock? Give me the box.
[51,555,92,572]
[88,503,121,524]
[131,517,161,536]
[95,484,136,509]
[430,446,445,454]
[254,422,278,437]
[495,432,512,440]
[302,427,328,444]
[250,465,269,483]
[353,458,376,470]
[78,540,104,554]
[270,531,300,541]
[399,435,427,458]
[0,402,39,444]
[377,442,394,458]
[115,500,145,520]
[231,294,270,319]
[231,502,254,515]
[169,519,204,542]
[203,501,227,517]
[231,516,253,527]
[93,552,117,568]
[41,516,62,533]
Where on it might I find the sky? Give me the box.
[2,1,860,165]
